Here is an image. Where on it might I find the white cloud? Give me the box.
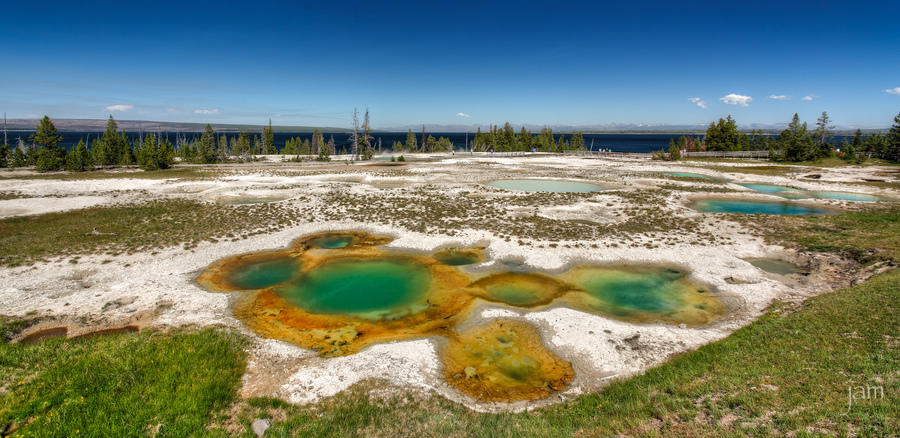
[719,93,752,107]
[456,112,471,118]
[768,94,790,100]
[166,108,180,113]
[688,97,707,109]
[106,104,134,112]
[193,109,220,114]
[802,94,816,101]
[884,87,900,95]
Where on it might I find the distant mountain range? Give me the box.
[381,122,887,134]
[2,118,351,133]
[1,118,886,134]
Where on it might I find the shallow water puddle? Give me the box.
[470,272,574,307]
[690,199,837,215]
[738,183,810,200]
[666,172,713,179]
[197,231,727,401]
[739,184,880,202]
[665,172,727,182]
[561,266,725,326]
[442,320,573,402]
[810,191,880,202]
[225,256,301,290]
[746,258,806,276]
[433,247,485,266]
[487,179,606,193]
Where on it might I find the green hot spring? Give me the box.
[275,258,432,321]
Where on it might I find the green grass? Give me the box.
[2,272,895,437]
[0,167,214,181]
[780,157,899,168]
[0,325,246,437]
[686,156,898,168]
[754,205,900,264]
[700,164,798,177]
[220,270,899,437]
[0,199,303,266]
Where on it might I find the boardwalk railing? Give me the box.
[564,149,771,159]
[682,150,769,159]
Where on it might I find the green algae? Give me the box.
[309,235,355,248]
[225,257,300,290]
[433,247,484,266]
[276,258,432,321]
[469,272,572,307]
[441,319,573,402]
[562,266,725,326]
[197,231,729,401]
[747,258,806,276]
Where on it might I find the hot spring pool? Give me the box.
[690,199,837,215]
[811,191,880,202]
[276,258,432,320]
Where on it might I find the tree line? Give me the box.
[3,112,899,171]
[655,111,900,163]
[0,116,338,172]
[0,115,176,172]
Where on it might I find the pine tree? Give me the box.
[406,129,417,152]
[97,116,124,166]
[361,108,373,160]
[813,111,834,158]
[517,126,532,151]
[65,139,93,171]
[537,127,554,151]
[219,134,230,160]
[315,130,330,161]
[885,112,900,162]
[667,139,681,160]
[571,131,585,150]
[262,120,275,154]
[29,116,63,149]
[137,133,161,170]
[30,116,65,171]
[311,129,321,155]
[10,146,26,168]
[299,138,311,155]
[555,133,566,153]
[197,124,218,163]
[235,132,251,157]
[0,142,8,168]
[842,129,864,164]
[776,113,815,162]
[704,115,744,151]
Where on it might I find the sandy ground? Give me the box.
[0,154,896,412]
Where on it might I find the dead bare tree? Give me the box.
[421,124,426,153]
[350,108,359,160]
[361,108,373,160]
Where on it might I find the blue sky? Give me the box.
[2,0,898,129]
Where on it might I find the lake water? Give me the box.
[6,130,854,154]
[1,131,791,154]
